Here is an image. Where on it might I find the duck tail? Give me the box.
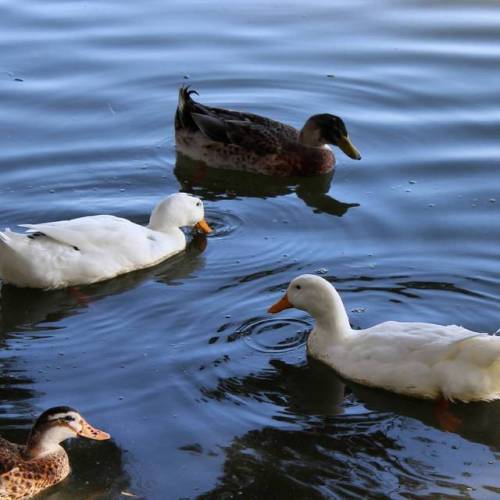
[176,85,199,130]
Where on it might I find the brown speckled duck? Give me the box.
[0,406,110,499]
[175,86,361,176]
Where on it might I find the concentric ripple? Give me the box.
[204,208,243,238]
[234,317,311,353]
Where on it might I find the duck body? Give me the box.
[175,87,361,176]
[309,320,499,402]
[269,275,500,402]
[0,406,109,499]
[0,438,70,500]
[0,193,211,289]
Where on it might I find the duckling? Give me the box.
[175,87,361,176]
[0,193,212,289]
[268,274,500,403]
[0,406,109,499]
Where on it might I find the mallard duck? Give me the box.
[268,274,500,403]
[0,193,212,289]
[0,406,109,499]
[175,87,361,176]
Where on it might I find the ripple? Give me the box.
[204,208,243,238]
[233,317,310,353]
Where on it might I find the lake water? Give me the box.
[1,0,500,498]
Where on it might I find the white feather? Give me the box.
[0,193,207,289]
[276,274,500,402]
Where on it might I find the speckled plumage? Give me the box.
[175,87,344,176]
[0,437,70,500]
[0,407,109,499]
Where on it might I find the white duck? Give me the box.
[0,193,212,289]
[268,274,500,403]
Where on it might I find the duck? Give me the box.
[0,193,212,289]
[268,274,500,403]
[175,86,361,176]
[0,406,109,499]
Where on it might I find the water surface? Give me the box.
[1,0,499,498]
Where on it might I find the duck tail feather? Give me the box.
[177,85,200,130]
[178,85,199,113]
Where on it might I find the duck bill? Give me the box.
[78,419,111,441]
[268,293,293,313]
[195,219,213,234]
[337,134,361,160]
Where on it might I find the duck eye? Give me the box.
[196,202,201,207]
[64,416,74,422]
[296,285,301,290]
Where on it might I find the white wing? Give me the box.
[19,215,137,252]
[0,215,183,288]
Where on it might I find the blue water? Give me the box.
[1,0,499,498]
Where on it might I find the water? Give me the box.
[1,0,499,497]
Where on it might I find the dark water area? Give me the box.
[1,0,499,498]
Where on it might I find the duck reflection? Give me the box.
[0,235,207,335]
[198,356,500,498]
[174,153,359,217]
[202,352,500,445]
[198,359,403,499]
[202,358,346,417]
[350,381,500,449]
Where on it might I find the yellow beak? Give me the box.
[268,293,293,313]
[195,219,213,234]
[337,134,361,160]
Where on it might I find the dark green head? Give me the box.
[300,113,361,160]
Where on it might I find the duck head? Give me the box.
[26,406,110,458]
[268,274,351,337]
[299,114,361,160]
[148,193,212,234]
[268,274,337,316]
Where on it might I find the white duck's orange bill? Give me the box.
[268,293,293,313]
[78,419,111,440]
[196,219,213,234]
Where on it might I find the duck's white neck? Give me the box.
[309,286,351,343]
[147,221,183,234]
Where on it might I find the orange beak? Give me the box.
[78,418,111,441]
[195,219,212,234]
[268,293,293,314]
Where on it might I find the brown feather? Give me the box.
[175,87,335,176]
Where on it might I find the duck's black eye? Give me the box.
[64,416,75,422]
[296,285,301,290]
[196,202,201,207]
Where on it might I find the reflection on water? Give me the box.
[200,358,500,498]
[37,439,131,500]
[175,153,360,217]
[0,238,206,499]
[200,424,404,499]
[201,359,347,417]
[0,236,206,333]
